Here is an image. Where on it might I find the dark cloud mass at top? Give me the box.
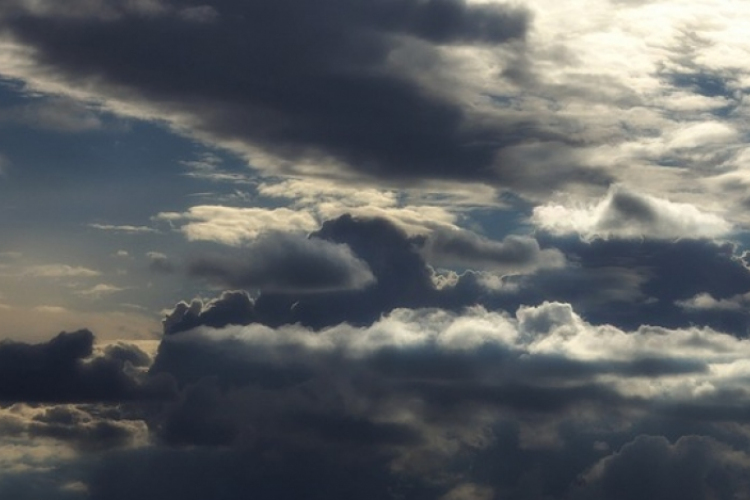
[0,0,586,188]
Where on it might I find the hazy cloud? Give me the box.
[89,224,157,234]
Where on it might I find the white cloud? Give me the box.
[531,185,731,239]
[676,292,750,312]
[89,224,157,234]
[154,206,318,245]
[258,178,462,236]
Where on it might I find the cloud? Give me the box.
[0,330,172,403]
[0,97,103,132]
[420,228,565,273]
[188,232,376,292]
[532,185,731,240]
[75,284,126,299]
[0,0,168,19]
[5,264,101,278]
[505,236,750,334]
[673,292,750,337]
[163,215,452,331]
[0,0,588,192]
[155,206,318,245]
[162,290,256,336]
[573,435,750,500]
[258,177,463,236]
[153,215,750,336]
[676,292,750,312]
[138,301,750,497]
[89,224,157,234]
[0,403,149,452]
[6,300,750,498]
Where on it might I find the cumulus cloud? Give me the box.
[6,0,750,496]
[532,185,731,240]
[155,215,750,335]
[162,290,256,336]
[6,301,750,498]
[140,301,750,497]
[0,330,172,403]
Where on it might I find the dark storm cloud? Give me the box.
[0,330,172,403]
[187,232,375,292]
[0,0,603,188]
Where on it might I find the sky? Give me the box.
[1,0,750,498]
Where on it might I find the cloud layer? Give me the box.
[6,301,750,498]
